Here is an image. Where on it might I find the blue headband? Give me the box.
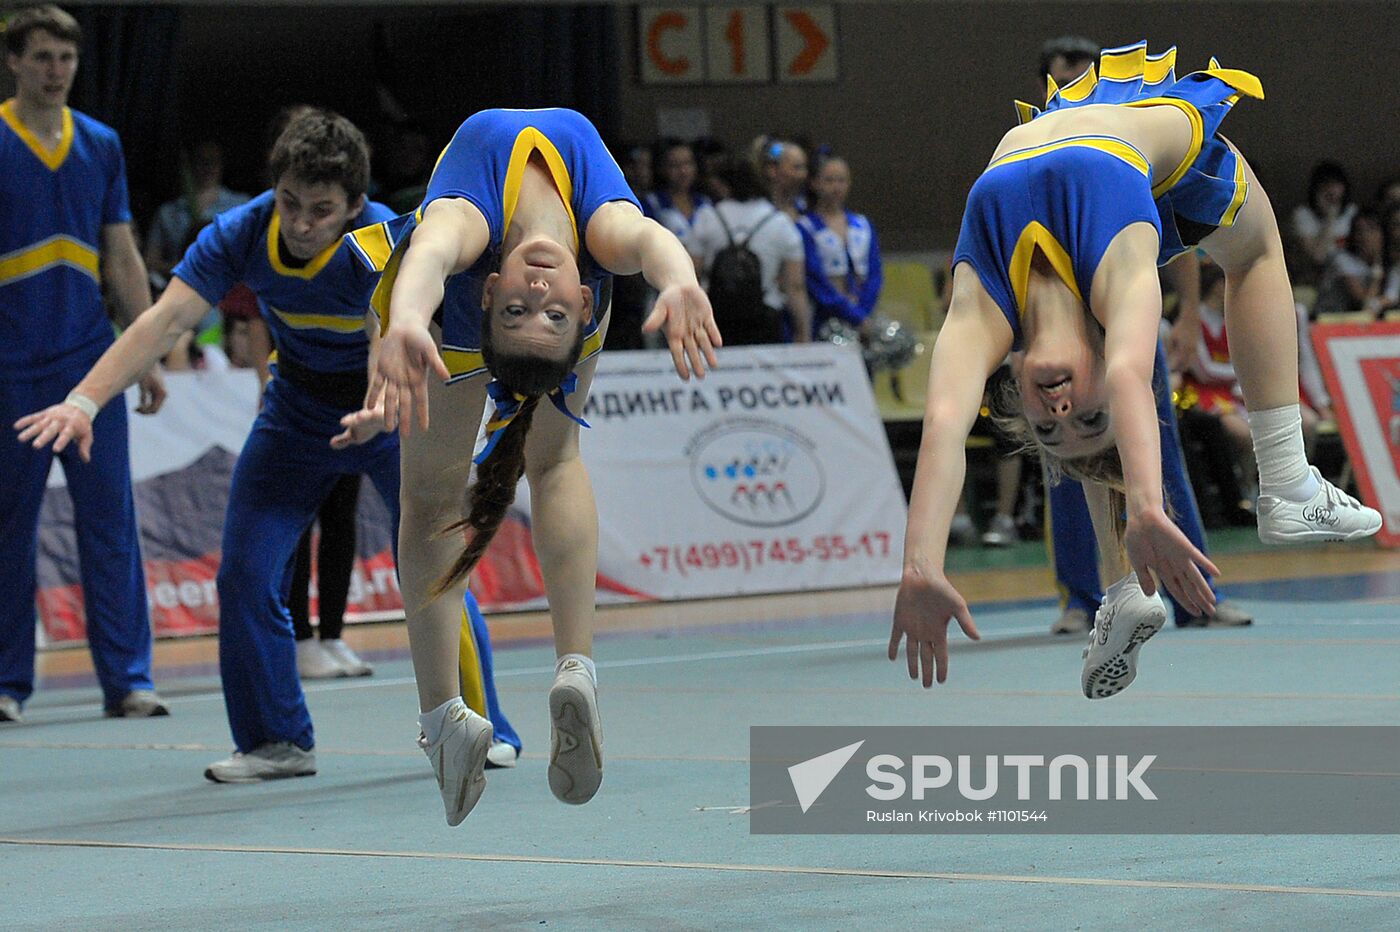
[474,372,590,465]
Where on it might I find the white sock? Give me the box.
[557,653,596,685]
[419,696,464,745]
[1248,405,1320,502]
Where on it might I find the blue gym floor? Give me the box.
[3,565,1399,929]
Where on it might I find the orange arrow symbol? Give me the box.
[783,9,829,76]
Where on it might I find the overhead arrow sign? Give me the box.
[776,5,837,83]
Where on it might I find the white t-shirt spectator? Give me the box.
[1290,203,1357,254]
[686,198,804,311]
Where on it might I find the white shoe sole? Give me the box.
[1082,607,1166,700]
[203,763,317,784]
[549,682,603,805]
[1258,519,1382,545]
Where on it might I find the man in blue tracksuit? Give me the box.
[0,5,168,723]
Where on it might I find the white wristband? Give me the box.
[63,392,100,419]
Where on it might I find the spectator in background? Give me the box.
[686,154,811,344]
[754,137,808,220]
[1291,160,1357,281]
[1376,176,1400,215]
[289,475,371,679]
[798,151,882,339]
[621,142,654,200]
[144,141,249,282]
[694,137,730,202]
[1313,209,1395,317]
[1381,205,1400,311]
[644,140,711,240]
[1038,34,1099,88]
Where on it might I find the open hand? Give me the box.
[14,401,95,462]
[643,282,722,380]
[889,566,981,687]
[372,322,449,436]
[1123,508,1220,616]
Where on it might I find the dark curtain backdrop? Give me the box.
[69,5,181,223]
[171,5,623,207]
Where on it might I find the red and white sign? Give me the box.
[1312,320,1400,547]
[36,345,905,647]
[638,6,704,85]
[775,4,837,82]
[577,343,906,599]
[704,5,772,84]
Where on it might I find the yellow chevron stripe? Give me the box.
[0,235,99,285]
[0,100,72,171]
[1008,222,1082,316]
[1057,63,1098,102]
[348,222,393,272]
[988,137,1150,177]
[1099,45,1146,81]
[501,127,578,251]
[267,212,339,279]
[271,307,367,333]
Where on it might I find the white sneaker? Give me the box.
[1050,606,1091,635]
[980,514,1018,547]
[297,639,346,680]
[1257,468,1382,544]
[419,700,492,826]
[548,659,603,805]
[0,695,22,723]
[104,689,170,718]
[1081,573,1166,700]
[486,740,519,769]
[205,742,317,783]
[321,639,373,677]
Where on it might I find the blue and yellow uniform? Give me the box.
[173,192,407,753]
[348,107,641,383]
[0,101,154,712]
[348,108,634,739]
[958,42,1260,624]
[797,209,883,333]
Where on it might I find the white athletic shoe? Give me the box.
[205,742,317,783]
[321,639,374,677]
[419,700,492,826]
[1256,468,1382,544]
[548,659,603,805]
[486,740,519,769]
[104,689,170,718]
[0,695,22,723]
[1082,573,1167,700]
[1050,606,1091,635]
[297,639,346,680]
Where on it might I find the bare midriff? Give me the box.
[988,103,1195,182]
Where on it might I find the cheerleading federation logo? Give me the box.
[687,417,826,527]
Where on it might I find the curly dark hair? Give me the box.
[268,108,370,202]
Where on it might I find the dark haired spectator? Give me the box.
[1313,209,1395,317]
[1291,161,1358,279]
[685,155,810,344]
[644,140,711,240]
[1376,177,1400,214]
[1039,34,1100,86]
[798,152,883,339]
[145,142,249,281]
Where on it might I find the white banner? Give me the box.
[579,343,906,599]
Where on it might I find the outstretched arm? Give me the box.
[14,278,212,461]
[587,200,721,379]
[374,199,489,435]
[891,265,1011,686]
[1100,231,1218,614]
